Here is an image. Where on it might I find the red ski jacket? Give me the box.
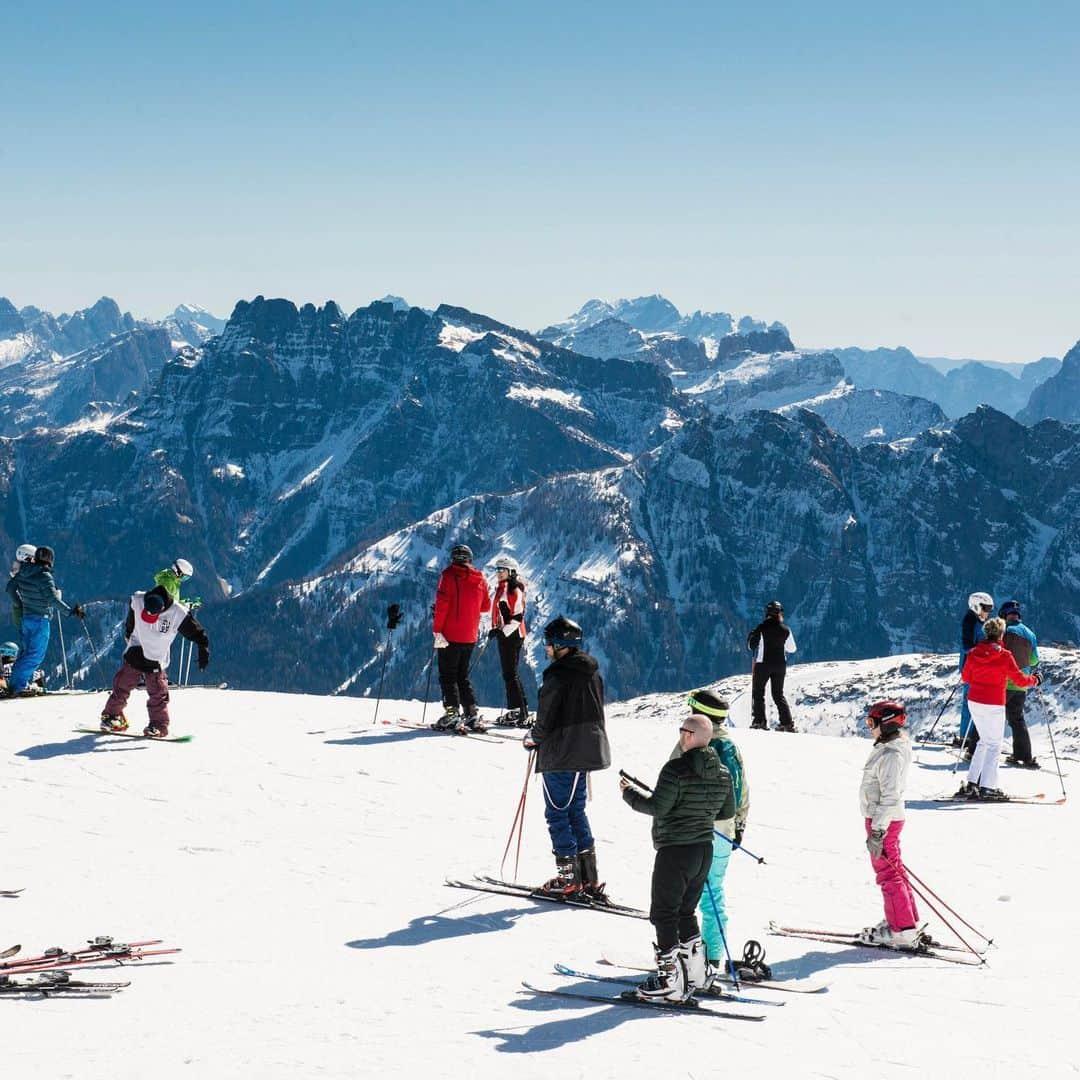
[962,641,1037,706]
[433,563,491,644]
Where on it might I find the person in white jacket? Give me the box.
[858,700,922,950]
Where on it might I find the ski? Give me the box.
[767,922,983,955]
[0,973,130,995]
[0,889,24,898]
[552,963,783,1006]
[598,953,828,994]
[475,874,649,918]
[1,938,178,975]
[932,791,1065,805]
[520,981,765,1021]
[444,879,648,920]
[386,720,505,744]
[73,728,193,743]
[0,946,19,960]
[767,923,985,966]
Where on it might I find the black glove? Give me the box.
[498,599,512,622]
[734,825,745,848]
[487,628,499,640]
[70,604,86,619]
[198,646,210,671]
[1032,671,1043,686]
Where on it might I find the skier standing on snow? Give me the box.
[99,580,210,738]
[747,600,796,731]
[4,546,84,697]
[154,558,195,602]
[957,616,1040,801]
[672,689,749,986]
[956,591,993,755]
[524,616,610,898]
[489,556,530,727]
[621,712,733,1002]
[998,600,1041,769]
[858,700,923,950]
[432,544,491,734]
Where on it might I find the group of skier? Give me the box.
[4,544,211,738]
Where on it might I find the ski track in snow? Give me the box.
[1,685,1077,1079]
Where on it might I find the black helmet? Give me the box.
[450,544,473,565]
[765,600,783,617]
[999,599,1021,620]
[543,615,584,650]
[687,688,729,719]
[34,545,55,569]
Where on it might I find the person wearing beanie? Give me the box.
[99,582,210,738]
[746,601,797,731]
[958,617,1040,800]
[998,600,1041,768]
[621,712,733,1003]
[674,689,750,985]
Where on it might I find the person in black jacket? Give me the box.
[524,615,611,897]
[747,600,797,731]
[621,712,733,1001]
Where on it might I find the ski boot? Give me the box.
[513,708,531,728]
[433,706,460,732]
[978,786,1010,802]
[456,710,488,734]
[634,943,689,1002]
[776,723,797,733]
[576,847,608,903]
[537,854,580,897]
[492,711,519,727]
[143,725,168,739]
[1005,756,1040,769]
[677,934,707,993]
[954,781,980,800]
[858,922,923,950]
[734,939,772,981]
[100,712,129,733]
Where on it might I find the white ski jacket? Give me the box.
[859,732,911,831]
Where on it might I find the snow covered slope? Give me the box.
[1,664,1076,1079]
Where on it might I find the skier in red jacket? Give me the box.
[958,617,1040,801]
[432,544,491,733]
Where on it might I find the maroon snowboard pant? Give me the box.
[105,662,170,732]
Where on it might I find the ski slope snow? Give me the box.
[1,675,1077,1079]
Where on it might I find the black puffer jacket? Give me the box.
[6,563,75,618]
[531,650,610,774]
[623,747,733,850]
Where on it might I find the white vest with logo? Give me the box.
[128,592,189,667]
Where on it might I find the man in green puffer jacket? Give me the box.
[621,712,733,1002]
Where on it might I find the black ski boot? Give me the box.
[433,706,460,732]
[576,847,608,902]
[978,787,1010,802]
[456,711,488,734]
[538,854,580,897]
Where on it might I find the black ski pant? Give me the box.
[751,662,793,729]
[1006,690,1033,762]
[649,841,713,951]
[437,642,477,713]
[496,632,527,713]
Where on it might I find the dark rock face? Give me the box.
[1017,341,1080,424]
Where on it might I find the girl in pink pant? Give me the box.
[858,701,921,950]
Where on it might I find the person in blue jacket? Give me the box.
[999,600,1041,768]
[4,546,84,696]
[956,591,992,754]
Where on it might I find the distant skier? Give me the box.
[956,591,993,755]
[957,616,1040,801]
[432,544,491,733]
[489,556,529,727]
[621,712,732,1001]
[4,546,84,697]
[524,616,610,898]
[0,640,19,691]
[99,584,210,738]
[675,689,750,987]
[858,700,923,950]
[998,600,1040,768]
[747,600,796,731]
[154,558,195,602]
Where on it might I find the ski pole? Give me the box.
[420,643,436,728]
[899,859,993,945]
[372,604,402,726]
[1034,684,1068,802]
[713,829,766,865]
[499,749,535,881]
[703,877,740,991]
[184,637,194,686]
[916,680,962,744]
[468,633,491,675]
[81,620,107,687]
[55,610,71,689]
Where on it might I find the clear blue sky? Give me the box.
[3,1,1078,361]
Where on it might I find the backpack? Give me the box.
[712,736,744,809]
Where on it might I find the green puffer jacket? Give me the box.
[669,721,750,839]
[623,746,733,850]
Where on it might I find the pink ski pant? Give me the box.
[105,662,170,730]
[865,818,919,931]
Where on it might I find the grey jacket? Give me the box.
[859,731,911,831]
[6,563,74,619]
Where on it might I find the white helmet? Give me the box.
[494,556,519,574]
[15,544,36,563]
[968,591,994,614]
[172,558,194,578]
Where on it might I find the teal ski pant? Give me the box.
[697,837,732,963]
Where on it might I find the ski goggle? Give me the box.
[686,692,728,718]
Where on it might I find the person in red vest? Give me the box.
[432,544,491,734]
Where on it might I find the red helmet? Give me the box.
[866,700,906,729]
